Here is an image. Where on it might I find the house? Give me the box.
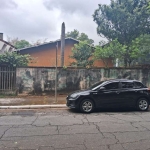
[0,33,15,54]
[17,38,113,67]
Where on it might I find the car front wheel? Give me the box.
[137,98,149,111]
[80,99,94,113]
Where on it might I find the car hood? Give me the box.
[68,89,91,97]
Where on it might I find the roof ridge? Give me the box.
[17,38,79,51]
[0,39,15,48]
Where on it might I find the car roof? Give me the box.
[104,79,140,83]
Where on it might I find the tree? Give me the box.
[66,29,94,45]
[70,41,94,67]
[93,0,150,66]
[94,35,150,67]
[15,40,31,49]
[94,39,126,67]
[78,33,94,45]
[130,34,150,65]
[66,29,79,39]
[0,52,32,67]
[7,37,31,49]
[7,37,19,46]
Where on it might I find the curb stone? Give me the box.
[0,104,67,109]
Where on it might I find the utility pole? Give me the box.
[61,22,65,67]
[55,42,58,103]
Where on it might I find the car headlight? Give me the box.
[71,93,80,99]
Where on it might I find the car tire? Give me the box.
[137,98,149,111]
[80,99,94,113]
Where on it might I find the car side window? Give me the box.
[134,82,145,88]
[104,82,119,90]
[121,82,134,89]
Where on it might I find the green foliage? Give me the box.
[66,29,79,39]
[119,34,150,66]
[94,39,126,67]
[93,0,150,45]
[70,41,94,67]
[94,35,150,67]
[14,40,31,49]
[0,52,32,67]
[93,0,150,67]
[130,34,150,64]
[78,33,94,45]
[66,29,94,45]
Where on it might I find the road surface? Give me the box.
[0,108,150,150]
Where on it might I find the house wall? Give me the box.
[16,67,150,94]
[18,40,113,67]
[19,41,76,67]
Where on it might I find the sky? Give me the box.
[1,0,110,45]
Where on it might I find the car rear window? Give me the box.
[134,82,146,88]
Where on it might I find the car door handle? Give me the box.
[93,93,97,94]
[116,91,120,94]
[134,90,138,92]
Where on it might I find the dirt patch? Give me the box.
[0,94,67,106]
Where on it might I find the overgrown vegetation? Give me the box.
[0,52,32,67]
[93,0,150,67]
[66,29,94,45]
[94,39,126,67]
[70,41,94,67]
[94,34,150,67]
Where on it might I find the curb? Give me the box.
[0,104,67,109]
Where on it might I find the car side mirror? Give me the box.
[99,87,105,90]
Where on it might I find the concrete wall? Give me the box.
[16,67,150,95]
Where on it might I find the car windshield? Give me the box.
[88,81,105,90]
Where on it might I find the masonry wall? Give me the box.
[18,40,113,67]
[16,67,150,95]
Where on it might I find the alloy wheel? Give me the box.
[81,100,93,113]
[138,99,148,111]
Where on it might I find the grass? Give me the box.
[0,93,16,98]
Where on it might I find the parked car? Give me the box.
[66,79,150,113]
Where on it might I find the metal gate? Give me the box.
[0,66,16,94]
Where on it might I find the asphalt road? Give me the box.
[0,108,150,150]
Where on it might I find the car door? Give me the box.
[119,81,136,106]
[133,81,149,104]
[92,81,121,107]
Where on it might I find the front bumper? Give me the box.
[66,97,77,109]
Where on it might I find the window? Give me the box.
[104,82,119,90]
[121,82,134,89]
[134,82,145,88]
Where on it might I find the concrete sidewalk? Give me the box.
[0,95,68,109]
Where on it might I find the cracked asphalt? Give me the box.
[0,108,150,150]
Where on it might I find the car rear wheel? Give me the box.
[80,99,94,113]
[137,98,149,111]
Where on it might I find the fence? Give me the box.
[0,66,16,94]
